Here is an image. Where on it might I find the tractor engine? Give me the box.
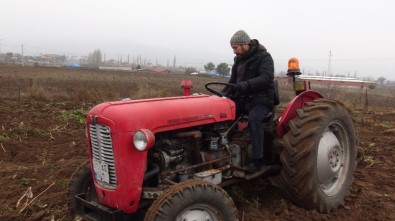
[148,124,244,185]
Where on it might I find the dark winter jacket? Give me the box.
[226,39,275,109]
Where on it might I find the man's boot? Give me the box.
[245,159,262,172]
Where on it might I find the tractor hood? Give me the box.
[87,94,236,133]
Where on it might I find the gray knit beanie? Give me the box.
[230,30,251,45]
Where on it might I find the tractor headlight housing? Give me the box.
[133,129,155,151]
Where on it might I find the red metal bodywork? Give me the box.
[276,90,323,137]
[86,94,235,213]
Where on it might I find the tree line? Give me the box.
[183,62,230,76]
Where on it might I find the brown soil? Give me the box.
[0,65,394,221]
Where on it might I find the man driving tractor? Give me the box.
[223,30,275,171]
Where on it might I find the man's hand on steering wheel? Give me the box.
[235,81,249,94]
[222,86,234,97]
[223,81,249,97]
[204,81,249,98]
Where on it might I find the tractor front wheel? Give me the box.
[280,99,357,213]
[144,179,238,221]
[67,160,98,216]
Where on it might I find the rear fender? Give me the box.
[276,90,323,137]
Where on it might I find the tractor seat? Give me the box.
[273,79,280,106]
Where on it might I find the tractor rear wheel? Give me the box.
[280,98,357,213]
[144,179,238,221]
[67,160,98,216]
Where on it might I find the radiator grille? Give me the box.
[89,124,117,189]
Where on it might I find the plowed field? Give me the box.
[0,65,394,220]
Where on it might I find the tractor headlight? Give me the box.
[133,129,155,151]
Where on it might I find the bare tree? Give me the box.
[377,76,386,85]
[88,49,102,68]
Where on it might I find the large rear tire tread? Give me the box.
[280,98,357,213]
[144,179,238,221]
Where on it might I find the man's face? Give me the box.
[231,44,250,56]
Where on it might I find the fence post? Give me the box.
[363,89,368,113]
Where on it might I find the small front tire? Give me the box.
[67,160,98,216]
[144,179,238,221]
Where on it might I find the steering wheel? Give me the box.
[205,82,235,97]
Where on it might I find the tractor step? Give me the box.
[245,164,281,180]
[231,164,281,180]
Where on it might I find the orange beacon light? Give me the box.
[287,57,301,75]
[286,57,309,94]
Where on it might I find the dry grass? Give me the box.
[1,64,394,110]
[0,64,226,104]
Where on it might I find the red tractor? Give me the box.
[68,58,357,221]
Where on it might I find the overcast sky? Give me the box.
[1,0,394,80]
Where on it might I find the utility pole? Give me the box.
[327,50,332,77]
[21,44,24,66]
[0,39,2,62]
